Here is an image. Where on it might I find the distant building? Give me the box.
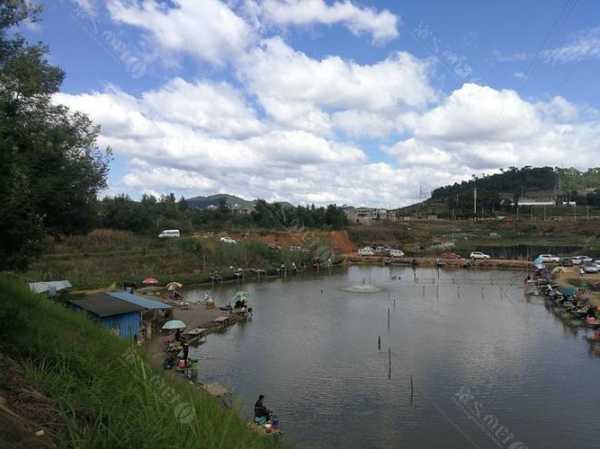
[343,206,388,224]
[516,199,555,207]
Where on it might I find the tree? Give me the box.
[0,1,110,270]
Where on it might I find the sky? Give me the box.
[22,0,600,207]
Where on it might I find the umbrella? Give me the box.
[162,320,186,330]
[142,277,159,285]
[166,281,183,291]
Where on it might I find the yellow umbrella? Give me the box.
[166,282,183,291]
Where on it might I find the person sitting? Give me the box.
[254,394,271,424]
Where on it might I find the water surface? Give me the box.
[188,266,600,449]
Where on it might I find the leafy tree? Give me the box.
[0,1,110,270]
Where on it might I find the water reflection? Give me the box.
[188,266,600,449]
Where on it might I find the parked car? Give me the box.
[470,251,491,260]
[583,264,600,274]
[358,246,375,256]
[572,256,593,265]
[374,245,390,255]
[560,258,574,267]
[219,237,237,244]
[537,254,560,263]
[389,249,405,258]
[158,229,180,239]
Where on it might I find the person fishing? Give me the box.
[254,394,271,424]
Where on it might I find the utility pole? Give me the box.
[473,184,477,220]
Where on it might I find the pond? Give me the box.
[188,266,600,449]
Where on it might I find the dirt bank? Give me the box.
[345,255,531,270]
[227,229,355,254]
[0,353,63,449]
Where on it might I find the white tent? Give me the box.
[28,280,72,295]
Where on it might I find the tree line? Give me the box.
[0,3,347,271]
[99,195,348,234]
[430,166,600,217]
[1,2,110,270]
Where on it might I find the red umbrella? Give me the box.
[142,277,159,286]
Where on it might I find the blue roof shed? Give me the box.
[69,294,145,339]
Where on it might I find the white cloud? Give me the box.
[71,0,96,15]
[259,0,399,44]
[107,0,254,65]
[54,82,366,171]
[415,83,540,142]
[513,71,528,81]
[386,84,600,173]
[493,50,528,62]
[237,37,436,135]
[140,78,265,137]
[535,96,578,122]
[543,27,600,63]
[123,167,216,191]
[385,138,454,167]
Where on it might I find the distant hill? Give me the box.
[185,194,256,211]
[184,194,295,212]
[393,166,600,217]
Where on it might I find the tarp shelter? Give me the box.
[69,293,144,339]
[108,291,171,311]
[29,280,72,295]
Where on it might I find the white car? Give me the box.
[583,264,600,274]
[219,237,237,244]
[158,229,180,239]
[358,247,375,256]
[470,251,491,260]
[573,256,593,265]
[537,254,560,263]
[389,249,405,257]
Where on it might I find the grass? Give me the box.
[348,219,600,257]
[0,276,285,449]
[17,229,315,289]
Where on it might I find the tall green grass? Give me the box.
[0,277,285,449]
[18,230,316,289]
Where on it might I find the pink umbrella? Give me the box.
[142,277,159,286]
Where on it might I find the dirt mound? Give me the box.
[230,230,354,253]
[329,230,354,254]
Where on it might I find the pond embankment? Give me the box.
[0,277,285,449]
[345,255,532,270]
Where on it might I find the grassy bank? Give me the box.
[17,229,326,289]
[0,277,284,449]
[348,219,600,256]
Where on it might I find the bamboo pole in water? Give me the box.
[387,308,390,332]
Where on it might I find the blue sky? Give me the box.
[25,0,600,207]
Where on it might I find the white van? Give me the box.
[158,229,180,239]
